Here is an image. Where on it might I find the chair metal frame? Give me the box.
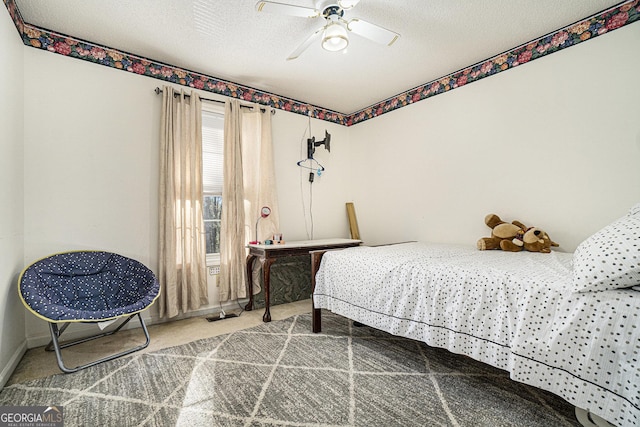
[45,313,151,373]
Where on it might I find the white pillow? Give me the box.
[572,205,640,292]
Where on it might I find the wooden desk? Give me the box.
[245,238,361,322]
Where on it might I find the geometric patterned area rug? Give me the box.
[0,312,580,427]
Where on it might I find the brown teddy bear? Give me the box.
[477,214,559,253]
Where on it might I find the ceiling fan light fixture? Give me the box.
[322,21,349,52]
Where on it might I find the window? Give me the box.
[202,104,224,259]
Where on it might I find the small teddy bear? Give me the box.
[477,214,558,253]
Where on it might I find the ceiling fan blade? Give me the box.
[347,18,400,46]
[337,0,361,9]
[287,27,324,60]
[255,1,319,18]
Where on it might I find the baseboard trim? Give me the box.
[1,340,27,389]
[147,299,249,325]
[25,299,249,349]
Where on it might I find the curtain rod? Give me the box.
[154,87,275,115]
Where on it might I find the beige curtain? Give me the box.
[158,86,208,318]
[219,100,279,302]
[243,107,280,296]
[242,106,280,245]
[219,100,246,302]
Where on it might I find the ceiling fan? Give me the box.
[255,0,400,60]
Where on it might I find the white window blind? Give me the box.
[202,109,224,195]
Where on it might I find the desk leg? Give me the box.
[263,258,275,322]
[311,250,326,333]
[244,254,257,311]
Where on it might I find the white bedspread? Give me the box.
[313,242,639,427]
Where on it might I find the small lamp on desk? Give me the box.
[249,206,271,244]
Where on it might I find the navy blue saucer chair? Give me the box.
[19,251,160,373]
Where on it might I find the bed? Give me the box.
[312,206,640,427]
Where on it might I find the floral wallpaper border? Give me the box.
[349,0,639,126]
[3,0,639,127]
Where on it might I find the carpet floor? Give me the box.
[0,312,580,427]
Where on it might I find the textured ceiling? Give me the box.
[15,0,622,114]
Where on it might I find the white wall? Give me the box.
[349,23,640,251]
[13,15,640,350]
[0,10,26,387]
[22,49,161,345]
[21,47,353,345]
[271,110,353,242]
